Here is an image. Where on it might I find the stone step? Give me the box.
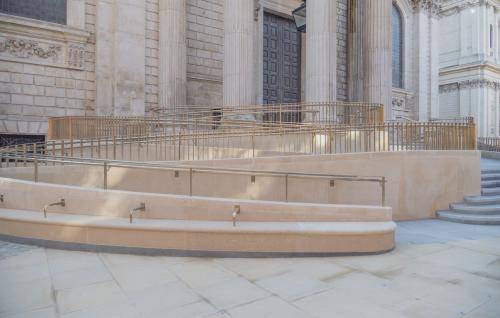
[0,209,396,256]
[481,168,500,175]
[481,173,500,181]
[464,195,500,205]
[481,180,500,188]
[449,203,500,215]
[437,211,500,225]
[481,187,500,196]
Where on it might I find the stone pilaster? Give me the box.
[159,0,187,109]
[96,0,146,116]
[362,0,393,120]
[223,0,255,107]
[413,0,441,121]
[348,0,364,101]
[306,0,338,103]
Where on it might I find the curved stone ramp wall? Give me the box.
[189,151,482,220]
[0,151,482,221]
[0,178,395,256]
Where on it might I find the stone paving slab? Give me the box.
[0,220,499,317]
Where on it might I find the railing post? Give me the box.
[23,144,27,167]
[189,168,193,196]
[285,174,288,202]
[34,158,38,182]
[251,128,255,158]
[178,130,182,161]
[381,177,386,207]
[103,161,108,190]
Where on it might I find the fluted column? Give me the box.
[223,0,255,107]
[159,0,187,109]
[363,0,393,120]
[306,0,338,103]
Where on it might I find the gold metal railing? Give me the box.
[47,102,385,140]
[478,137,500,152]
[3,121,476,164]
[0,153,388,207]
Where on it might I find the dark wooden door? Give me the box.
[263,12,301,121]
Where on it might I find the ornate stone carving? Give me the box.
[440,80,500,93]
[440,0,500,16]
[0,38,61,62]
[392,97,405,108]
[411,0,442,16]
[439,83,459,93]
[254,0,261,21]
[459,79,500,89]
[67,43,85,68]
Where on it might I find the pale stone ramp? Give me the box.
[0,220,499,318]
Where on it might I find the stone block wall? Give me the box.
[0,0,96,135]
[186,0,224,106]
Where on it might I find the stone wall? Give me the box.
[0,0,95,135]
[439,0,500,136]
[186,0,224,106]
[0,0,352,135]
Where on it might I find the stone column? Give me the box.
[159,0,187,109]
[306,0,338,103]
[363,0,392,120]
[223,0,255,107]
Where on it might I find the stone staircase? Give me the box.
[437,168,500,225]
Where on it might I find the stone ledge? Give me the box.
[0,209,396,255]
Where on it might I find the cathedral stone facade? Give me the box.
[439,0,500,137]
[0,0,498,139]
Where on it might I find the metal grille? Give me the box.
[0,0,67,24]
[0,134,45,147]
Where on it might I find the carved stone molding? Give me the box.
[411,0,442,16]
[440,0,500,16]
[254,0,261,21]
[0,38,61,61]
[67,43,85,68]
[440,79,500,92]
[439,83,459,93]
[0,35,85,70]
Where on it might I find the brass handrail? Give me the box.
[43,199,65,218]
[0,153,388,207]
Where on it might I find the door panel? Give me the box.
[263,13,301,122]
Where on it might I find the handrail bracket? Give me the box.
[232,205,241,227]
[129,203,146,224]
[43,199,65,218]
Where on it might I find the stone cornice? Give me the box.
[440,61,500,76]
[0,13,90,43]
[411,0,443,16]
[440,0,500,16]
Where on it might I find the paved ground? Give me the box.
[1,158,499,317]
[0,220,499,318]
